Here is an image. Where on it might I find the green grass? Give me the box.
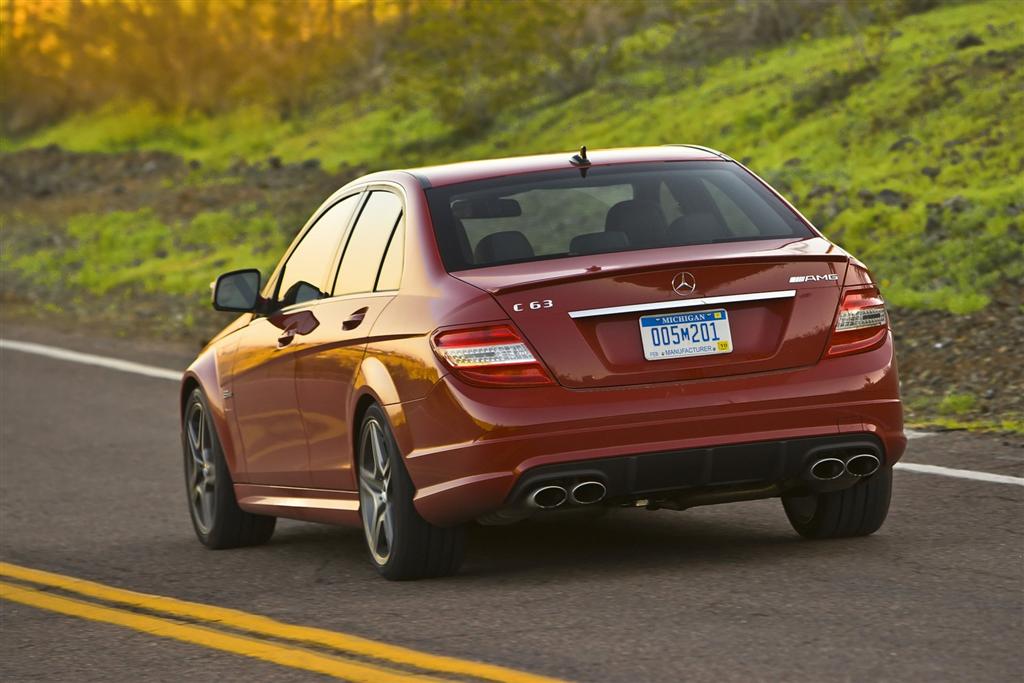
[5,208,289,306]
[906,417,1024,434]
[3,0,1023,316]
[2,102,450,173]
[905,392,1022,433]
[938,392,979,416]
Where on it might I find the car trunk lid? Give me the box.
[450,237,848,388]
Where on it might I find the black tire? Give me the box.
[782,466,892,539]
[357,405,464,580]
[183,388,276,549]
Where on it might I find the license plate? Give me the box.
[639,308,734,361]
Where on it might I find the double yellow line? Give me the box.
[0,562,565,682]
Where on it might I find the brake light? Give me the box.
[432,324,554,386]
[826,287,889,358]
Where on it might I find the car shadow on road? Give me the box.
[11,502,896,595]
[259,502,877,582]
[460,507,808,579]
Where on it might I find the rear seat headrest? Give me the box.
[667,212,731,245]
[570,231,630,255]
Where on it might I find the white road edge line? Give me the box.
[3,338,1022,487]
[0,338,182,382]
[894,463,1024,486]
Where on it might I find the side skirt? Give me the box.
[234,484,360,527]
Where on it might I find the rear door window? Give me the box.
[375,216,405,291]
[333,191,403,296]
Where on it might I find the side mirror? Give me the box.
[212,269,262,312]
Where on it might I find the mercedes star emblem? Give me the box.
[671,272,697,297]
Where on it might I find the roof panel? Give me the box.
[405,146,724,188]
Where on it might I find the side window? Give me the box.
[700,175,792,237]
[277,194,360,306]
[659,182,683,225]
[334,191,403,296]
[375,216,405,291]
[701,180,757,236]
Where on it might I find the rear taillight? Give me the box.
[826,287,889,358]
[432,324,554,387]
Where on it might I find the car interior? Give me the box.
[448,170,791,268]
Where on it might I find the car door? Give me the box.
[295,189,406,490]
[231,193,362,487]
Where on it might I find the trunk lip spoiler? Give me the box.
[567,290,797,320]
[451,251,848,295]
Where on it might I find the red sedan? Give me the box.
[181,146,904,580]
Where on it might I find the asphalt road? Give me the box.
[1,324,1022,682]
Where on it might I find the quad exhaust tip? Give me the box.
[809,457,846,481]
[846,453,881,477]
[570,481,607,505]
[529,485,568,509]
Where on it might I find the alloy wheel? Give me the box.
[358,418,394,565]
[185,401,216,534]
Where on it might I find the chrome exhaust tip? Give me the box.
[809,457,846,481]
[846,453,881,477]
[528,485,568,509]
[570,481,606,505]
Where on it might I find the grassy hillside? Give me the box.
[5,1,1022,318]
[2,1,1022,429]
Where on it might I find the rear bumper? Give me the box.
[394,333,904,526]
[504,433,885,508]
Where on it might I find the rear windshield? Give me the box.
[425,161,813,271]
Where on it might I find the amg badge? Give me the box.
[789,274,839,283]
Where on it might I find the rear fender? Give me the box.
[351,352,437,481]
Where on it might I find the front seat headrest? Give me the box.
[474,230,535,264]
[605,200,668,248]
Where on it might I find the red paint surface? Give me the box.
[181,147,904,527]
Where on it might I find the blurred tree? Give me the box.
[0,0,951,137]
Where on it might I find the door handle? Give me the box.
[277,329,296,347]
[342,307,369,331]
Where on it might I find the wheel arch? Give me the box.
[180,375,201,419]
[350,354,418,475]
[180,351,245,477]
[351,391,381,460]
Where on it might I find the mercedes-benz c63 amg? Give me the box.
[180,146,904,579]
